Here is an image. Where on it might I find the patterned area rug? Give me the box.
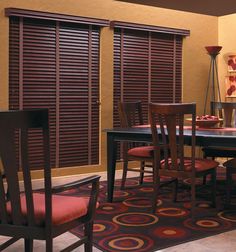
[67,170,236,252]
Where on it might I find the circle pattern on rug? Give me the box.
[72,220,120,237]
[139,187,153,193]
[98,233,154,252]
[123,197,162,208]
[218,210,236,223]
[93,220,120,236]
[157,207,189,217]
[183,202,211,209]
[114,179,139,187]
[184,217,232,231]
[113,212,159,226]
[105,190,134,199]
[97,203,129,215]
[153,226,189,239]
[198,203,211,208]
[183,178,203,185]
[143,176,172,183]
[143,176,153,183]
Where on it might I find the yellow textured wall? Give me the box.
[219,14,236,101]
[0,0,219,177]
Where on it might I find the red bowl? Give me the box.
[196,119,222,128]
[186,118,223,128]
[205,46,222,55]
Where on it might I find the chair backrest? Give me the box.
[149,103,196,173]
[118,101,144,127]
[211,101,236,127]
[0,109,51,227]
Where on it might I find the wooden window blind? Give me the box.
[113,21,189,125]
[7,9,109,169]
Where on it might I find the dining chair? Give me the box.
[118,100,153,189]
[202,101,236,159]
[149,102,218,216]
[222,158,236,207]
[0,109,100,252]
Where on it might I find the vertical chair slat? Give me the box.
[166,115,178,170]
[178,114,185,171]
[43,122,52,233]
[0,128,23,225]
[0,171,8,224]
[21,128,35,226]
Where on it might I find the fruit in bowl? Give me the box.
[186,115,223,128]
[196,115,219,121]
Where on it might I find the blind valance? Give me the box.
[5,8,109,27]
[110,20,190,36]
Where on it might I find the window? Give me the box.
[113,21,190,126]
[7,8,109,169]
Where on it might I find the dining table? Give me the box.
[104,126,236,202]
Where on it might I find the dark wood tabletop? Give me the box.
[104,126,236,202]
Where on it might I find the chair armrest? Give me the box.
[51,175,101,193]
[223,158,236,168]
[52,175,101,220]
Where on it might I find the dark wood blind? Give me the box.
[113,24,187,125]
[8,11,107,169]
[58,22,100,167]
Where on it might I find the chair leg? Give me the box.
[202,175,207,185]
[24,238,33,252]
[139,161,145,185]
[191,178,196,220]
[211,169,217,208]
[84,221,93,252]
[45,238,53,252]
[202,157,215,185]
[121,157,128,190]
[226,168,232,208]
[173,179,178,202]
[152,167,160,213]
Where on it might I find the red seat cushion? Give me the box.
[6,193,92,226]
[161,157,218,172]
[127,146,155,158]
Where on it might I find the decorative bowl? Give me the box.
[186,117,223,128]
[205,46,222,55]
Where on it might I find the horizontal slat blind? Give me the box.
[175,36,183,102]
[9,17,57,169]
[114,26,184,126]
[151,33,182,104]
[59,23,99,167]
[9,15,101,169]
[113,30,122,129]
[114,29,149,125]
[9,17,20,110]
[23,18,57,169]
[90,29,100,164]
[9,18,20,167]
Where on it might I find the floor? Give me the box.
[1,170,236,252]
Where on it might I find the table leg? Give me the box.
[107,133,117,202]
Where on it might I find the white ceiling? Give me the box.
[117,0,236,16]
